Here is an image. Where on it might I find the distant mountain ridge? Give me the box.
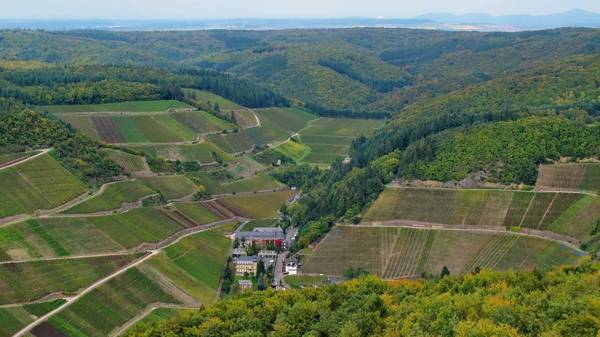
[418,9,600,29]
[0,9,599,31]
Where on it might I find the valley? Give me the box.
[0,24,599,337]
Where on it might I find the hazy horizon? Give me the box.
[3,0,600,20]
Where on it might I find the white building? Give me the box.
[285,261,298,275]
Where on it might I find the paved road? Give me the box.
[0,148,51,171]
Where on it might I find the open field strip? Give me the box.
[363,186,598,241]
[0,152,88,219]
[303,225,581,279]
[14,219,237,337]
[113,304,197,337]
[42,100,192,113]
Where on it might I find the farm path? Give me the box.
[256,117,322,156]
[0,251,133,265]
[0,148,51,171]
[355,221,586,254]
[13,217,237,337]
[389,183,597,196]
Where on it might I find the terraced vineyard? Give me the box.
[0,299,65,337]
[0,254,141,304]
[218,190,293,219]
[138,176,198,200]
[536,163,600,194]
[297,118,385,164]
[0,153,87,218]
[208,108,316,153]
[363,187,599,240]
[0,208,183,260]
[128,141,233,164]
[102,149,149,174]
[40,227,233,337]
[302,225,581,278]
[62,180,156,214]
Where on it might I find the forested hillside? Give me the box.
[2,28,600,115]
[127,260,600,337]
[1,26,600,337]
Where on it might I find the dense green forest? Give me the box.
[400,117,600,184]
[126,260,600,337]
[2,28,600,114]
[0,63,287,107]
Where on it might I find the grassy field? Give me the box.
[173,202,222,224]
[0,254,140,304]
[102,149,148,173]
[129,141,233,164]
[240,219,279,231]
[226,157,266,179]
[0,299,65,337]
[124,307,195,335]
[255,107,316,135]
[299,118,384,164]
[363,187,598,239]
[184,89,242,111]
[536,163,600,193]
[0,153,87,218]
[207,131,256,153]
[0,208,183,260]
[275,140,311,162]
[218,191,292,219]
[48,267,177,337]
[185,170,230,195]
[220,174,282,194]
[170,110,234,134]
[43,100,192,113]
[143,227,232,304]
[62,180,155,214]
[284,275,330,289]
[139,175,197,200]
[303,226,580,278]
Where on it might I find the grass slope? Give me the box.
[139,176,197,200]
[62,180,155,214]
[43,100,191,113]
[299,118,384,164]
[218,191,292,219]
[0,153,87,218]
[102,149,147,173]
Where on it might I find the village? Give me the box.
[230,222,301,292]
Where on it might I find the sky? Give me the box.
[2,0,600,20]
